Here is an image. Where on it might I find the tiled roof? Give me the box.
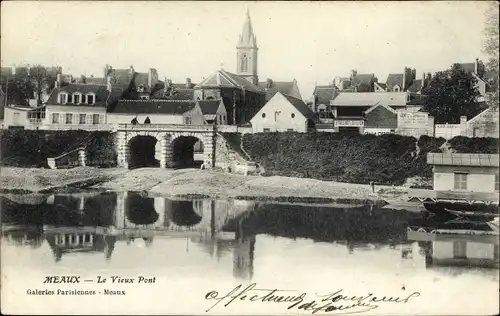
[282,93,317,121]
[111,100,196,115]
[196,69,263,93]
[198,100,223,115]
[258,80,301,101]
[45,84,111,107]
[385,73,404,90]
[351,74,374,91]
[85,77,106,85]
[331,92,408,107]
[407,79,423,93]
[427,153,499,167]
[313,86,336,105]
[107,69,134,86]
[375,82,387,90]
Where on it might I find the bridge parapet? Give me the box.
[117,123,215,132]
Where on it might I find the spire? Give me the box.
[238,8,257,47]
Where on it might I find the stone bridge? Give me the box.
[115,124,216,169]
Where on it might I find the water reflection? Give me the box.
[1,192,498,282]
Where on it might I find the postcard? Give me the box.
[1,1,499,315]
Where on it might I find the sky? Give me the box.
[0,1,493,99]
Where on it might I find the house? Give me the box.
[151,78,196,100]
[106,99,205,125]
[197,99,227,125]
[429,153,499,194]
[374,82,388,92]
[257,78,302,102]
[44,75,124,130]
[329,92,411,133]
[464,104,499,138]
[457,59,496,103]
[385,70,414,92]
[363,103,398,135]
[249,92,317,133]
[194,68,266,125]
[2,104,46,130]
[311,85,337,116]
[332,77,351,91]
[103,65,162,100]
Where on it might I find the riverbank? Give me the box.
[0,167,419,208]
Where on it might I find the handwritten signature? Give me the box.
[204,283,420,314]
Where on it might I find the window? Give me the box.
[81,94,86,104]
[73,94,80,104]
[184,117,192,125]
[52,113,60,124]
[262,113,266,118]
[92,114,100,125]
[79,114,86,124]
[291,113,295,118]
[263,128,270,132]
[240,54,248,72]
[495,174,499,191]
[137,84,145,92]
[67,94,73,103]
[453,241,467,259]
[454,173,468,190]
[58,93,67,104]
[65,113,73,124]
[274,111,281,121]
[87,94,95,105]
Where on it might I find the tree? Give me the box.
[423,64,481,124]
[28,65,50,106]
[482,2,499,106]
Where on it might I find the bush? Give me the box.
[241,133,457,185]
[0,129,117,167]
[448,136,499,153]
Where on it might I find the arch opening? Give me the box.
[170,200,203,227]
[128,135,159,169]
[172,136,204,168]
[125,194,159,226]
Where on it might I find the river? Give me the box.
[1,191,498,315]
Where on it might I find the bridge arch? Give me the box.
[170,133,210,168]
[116,125,215,169]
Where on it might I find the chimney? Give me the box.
[402,70,406,92]
[186,78,192,89]
[55,74,61,88]
[474,58,479,75]
[79,75,86,84]
[107,76,112,91]
[129,65,134,74]
[148,68,158,88]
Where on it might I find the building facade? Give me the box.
[249,92,316,133]
[429,153,499,193]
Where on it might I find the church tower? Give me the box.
[236,9,259,86]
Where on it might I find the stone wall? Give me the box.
[214,134,258,175]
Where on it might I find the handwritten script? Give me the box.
[205,283,420,314]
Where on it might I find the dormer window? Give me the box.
[137,84,145,93]
[58,92,68,104]
[87,93,95,105]
[73,93,81,104]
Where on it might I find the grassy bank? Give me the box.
[0,129,117,168]
[235,133,498,186]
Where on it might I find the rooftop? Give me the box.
[331,92,408,107]
[427,153,499,167]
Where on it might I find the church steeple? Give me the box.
[236,8,258,86]
[238,8,257,48]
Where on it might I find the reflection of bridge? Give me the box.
[115,124,216,169]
